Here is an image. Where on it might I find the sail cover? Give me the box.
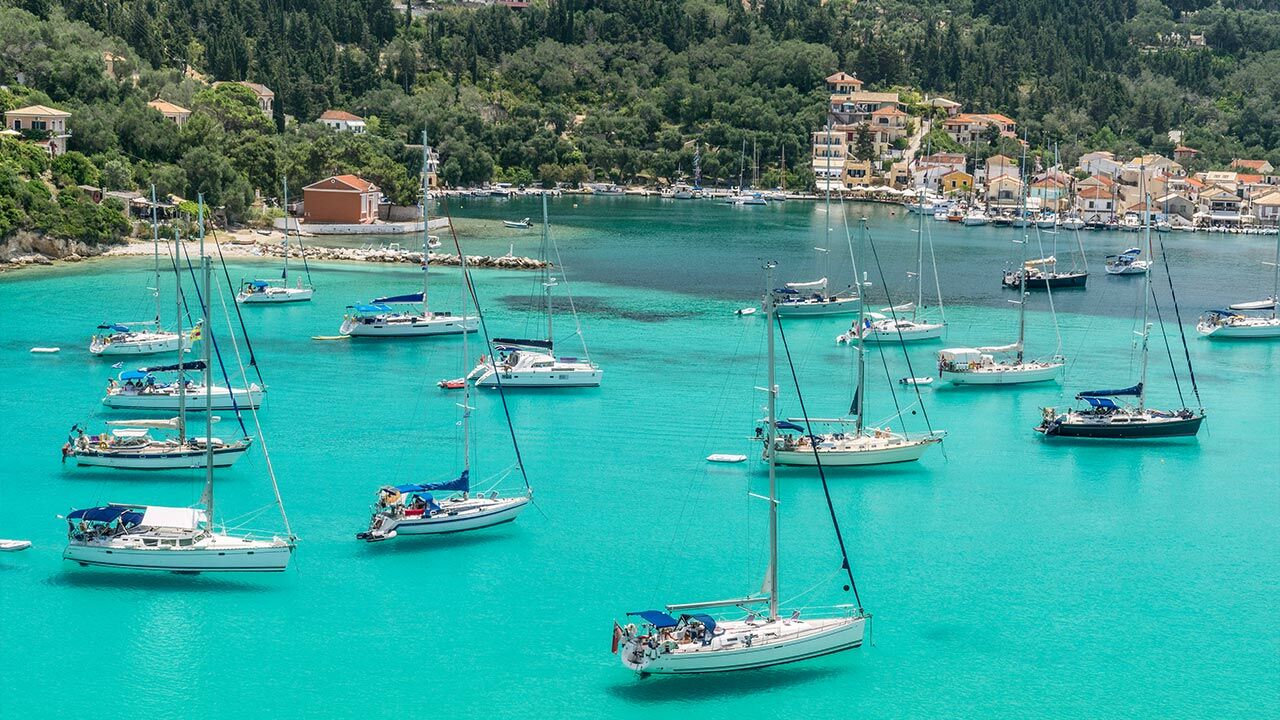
[351,304,392,314]
[371,292,424,304]
[1077,384,1142,398]
[775,421,806,432]
[140,360,208,373]
[785,278,828,290]
[1081,397,1120,409]
[493,338,553,352]
[975,342,1021,353]
[141,506,207,530]
[395,470,469,495]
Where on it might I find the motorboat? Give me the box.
[961,208,989,226]
[504,217,534,229]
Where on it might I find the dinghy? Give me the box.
[0,539,31,552]
[705,454,747,463]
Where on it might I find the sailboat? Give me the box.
[1105,247,1150,276]
[939,191,1065,385]
[357,234,532,541]
[101,212,267,409]
[468,193,602,388]
[613,261,869,675]
[66,206,253,470]
[1001,145,1088,290]
[62,234,296,572]
[1197,228,1280,339]
[774,225,945,467]
[341,132,479,338]
[89,186,185,356]
[1038,201,1206,438]
[237,177,314,304]
[774,132,859,317]
[841,188,946,342]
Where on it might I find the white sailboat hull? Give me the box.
[1196,318,1280,338]
[856,321,946,342]
[1105,261,1150,275]
[622,616,865,675]
[365,496,530,539]
[64,536,292,572]
[341,314,479,337]
[774,297,860,317]
[72,442,250,469]
[89,334,182,356]
[772,436,941,466]
[939,362,1062,385]
[238,287,313,304]
[102,385,264,411]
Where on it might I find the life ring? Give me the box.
[98,440,108,450]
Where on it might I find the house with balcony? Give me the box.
[842,159,875,188]
[1078,151,1123,179]
[986,175,1023,208]
[147,99,191,127]
[868,106,909,157]
[829,91,901,125]
[983,154,1019,182]
[318,110,367,133]
[1030,176,1068,209]
[1120,154,1182,185]
[1252,190,1280,225]
[941,113,1017,145]
[1199,186,1244,225]
[916,153,967,175]
[811,127,848,191]
[926,96,962,117]
[913,165,954,192]
[1173,145,1199,163]
[1153,193,1196,221]
[4,104,71,156]
[825,72,864,95]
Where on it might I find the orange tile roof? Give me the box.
[1237,174,1264,184]
[1078,186,1114,199]
[1231,159,1269,171]
[304,174,378,193]
[319,109,363,122]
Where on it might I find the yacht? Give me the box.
[469,194,601,388]
[1104,248,1150,276]
[1196,229,1280,339]
[101,362,264,411]
[962,208,989,226]
[237,177,314,304]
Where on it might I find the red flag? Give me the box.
[611,622,623,654]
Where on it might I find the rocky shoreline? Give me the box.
[2,230,548,272]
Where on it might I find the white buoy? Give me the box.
[29,347,60,354]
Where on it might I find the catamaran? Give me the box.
[90,186,184,356]
[612,261,869,675]
[237,177,314,304]
[341,133,479,338]
[358,239,532,541]
[469,193,602,388]
[1197,228,1280,339]
[63,231,296,573]
[840,188,946,342]
[774,226,945,467]
[1039,203,1206,438]
[940,198,1065,385]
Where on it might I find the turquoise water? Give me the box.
[1,197,1277,719]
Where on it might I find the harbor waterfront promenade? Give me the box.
[1,196,1276,718]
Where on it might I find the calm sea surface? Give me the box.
[1,196,1276,719]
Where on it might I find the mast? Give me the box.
[542,192,553,344]
[199,196,214,525]
[916,163,926,320]
[421,129,432,317]
[175,227,186,444]
[281,176,290,280]
[1272,227,1280,321]
[1016,142,1029,363]
[461,243,471,480]
[854,259,867,435]
[738,138,746,191]
[151,184,161,326]
[1138,190,1154,412]
[693,143,701,189]
[763,261,779,622]
[780,145,785,192]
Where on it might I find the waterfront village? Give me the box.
[6,65,1280,241]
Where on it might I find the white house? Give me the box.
[318,109,366,133]
[4,104,71,156]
